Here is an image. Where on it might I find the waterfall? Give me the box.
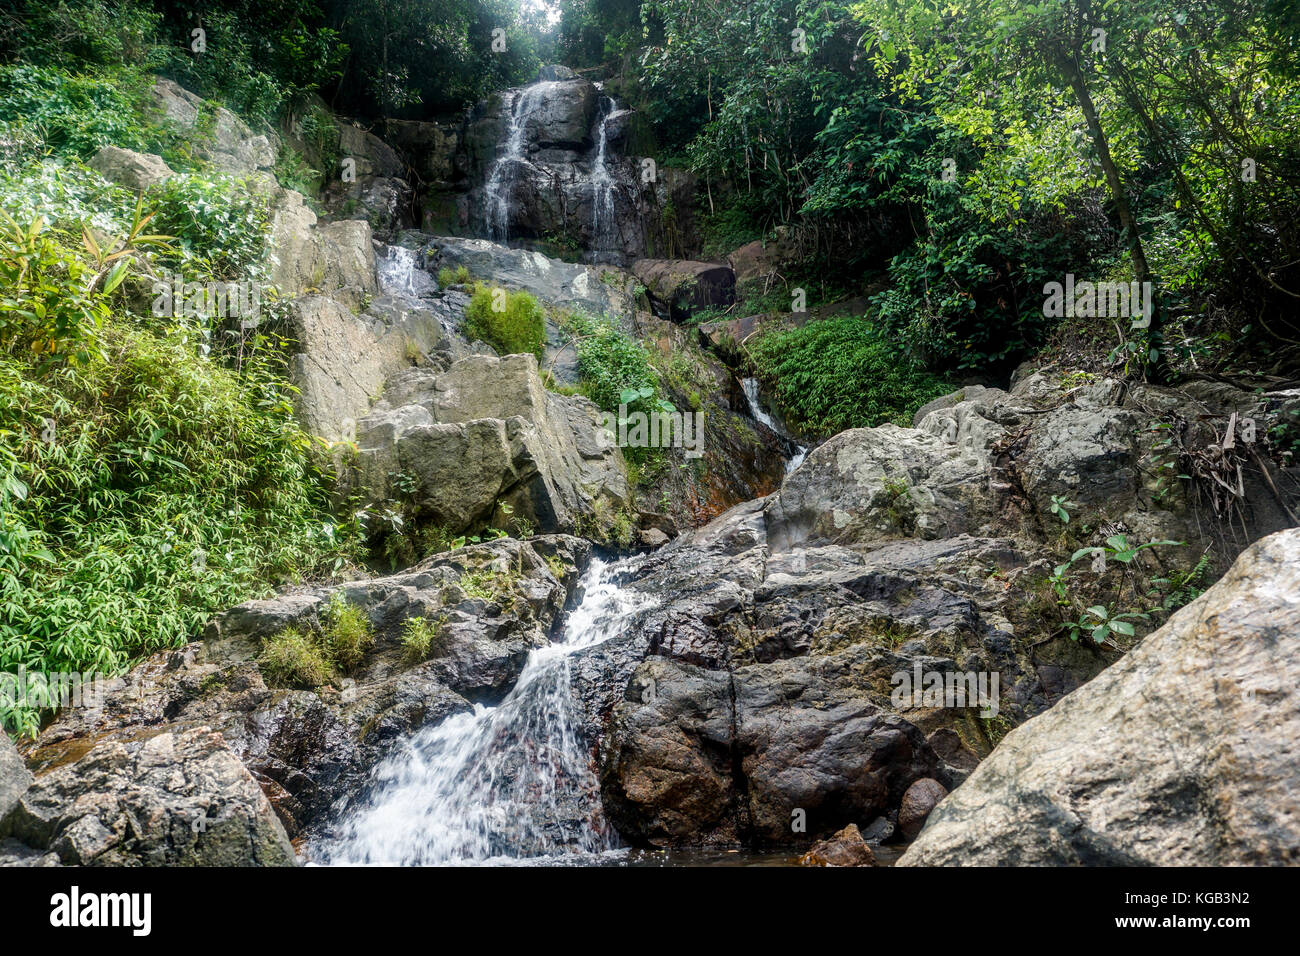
[376,244,434,297]
[483,86,541,242]
[590,94,618,261]
[316,558,646,865]
[742,377,807,473]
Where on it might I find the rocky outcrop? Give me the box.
[89,146,174,192]
[569,367,1299,851]
[12,535,592,846]
[268,190,377,307]
[633,259,735,322]
[899,526,1300,866]
[425,236,633,322]
[285,293,457,444]
[1,727,295,866]
[349,354,632,540]
[148,77,277,176]
[0,733,31,821]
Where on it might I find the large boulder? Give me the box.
[0,733,31,821]
[148,77,277,176]
[350,354,632,539]
[632,259,735,322]
[899,527,1300,866]
[0,727,295,866]
[268,189,377,306]
[518,78,599,151]
[89,146,174,192]
[285,293,455,443]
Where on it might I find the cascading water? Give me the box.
[589,93,619,261]
[742,377,807,473]
[376,244,434,297]
[483,85,543,242]
[316,558,645,866]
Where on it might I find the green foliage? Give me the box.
[149,174,271,281]
[259,626,334,688]
[463,283,545,359]
[437,265,470,287]
[563,311,660,412]
[747,316,953,436]
[400,614,447,665]
[321,592,373,672]
[0,64,148,160]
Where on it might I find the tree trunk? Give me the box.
[1054,46,1169,381]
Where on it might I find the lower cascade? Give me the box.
[741,377,807,473]
[316,559,645,865]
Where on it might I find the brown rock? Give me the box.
[799,824,877,867]
[898,778,949,839]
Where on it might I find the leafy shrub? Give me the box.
[0,64,147,159]
[400,615,446,665]
[149,173,271,281]
[463,283,545,359]
[747,316,953,436]
[563,312,660,412]
[259,627,334,688]
[321,593,373,672]
[0,318,356,734]
[437,265,470,287]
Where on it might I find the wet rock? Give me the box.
[1,733,31,820]
[899,527,1300,866]
[799,824,877,866]
[0,727,295,866]
[897,777,948,839]
[632,259,735,322]
[22,536,592,841]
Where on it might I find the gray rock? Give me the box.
[148,77,277,176]
[89,146,174,191]
[1,727,295,866]
[899,527,1300,866]
[1,733,32,821]
[349,354,631,539]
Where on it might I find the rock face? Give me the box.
[10,536,592,847]
[632,259,736,322]
[1,727,295,866]
[285,293,455,443]
[268,191,377,307]
[148,77,277,176]
[89,146,174,192]
[899,527,1300,866]
[572,367,1300,851]
[425,236,633,322]
[0,733,31,821]
[349,354,632,539]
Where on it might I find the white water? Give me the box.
[483,85,546,241]
[317,558,645,865]
[590,94,619,260]
[376,244,434,296]
[741,377,807,473]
